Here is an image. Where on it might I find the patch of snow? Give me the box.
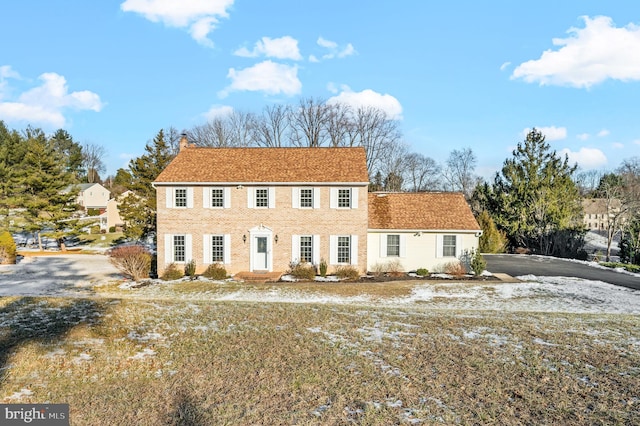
[129,348,156,360]
[5,388,33,400]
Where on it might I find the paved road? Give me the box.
[485,254,640,290]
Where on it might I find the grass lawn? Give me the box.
[0,296,638,425]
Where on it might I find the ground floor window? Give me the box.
[387,234,400,257]
[173,235,185,262]
[211,235,224,262]
[337,236,350,264]
[443,235,456,257]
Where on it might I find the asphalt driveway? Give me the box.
[0,254,123,296]
[485,254,640,290]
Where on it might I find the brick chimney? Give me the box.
[179,133,189,151]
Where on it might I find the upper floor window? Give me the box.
[330,187,358,209]
[443,235,457,257]
[175,189,187,207]
[387,235,400,257]
[248,187,275,209]
[211,189,224,207]
[338,189,351,208]
[166,187,193,208]
[255,189,268,207]
[300,189,313,208]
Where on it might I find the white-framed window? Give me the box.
[330,187,359,209]
[387,235,400,257]
[443,235,456,257]
[248,187,275,208]
[292,235,320,264]
[165,234,192,263]
[300,189,313,208]
[175,189,187,207]
[299,236,312,263]
[166,187,193,208]
[338,189,351,208]
[330,235,358,265]
[203,234,231,264]
[203,187,230,208]
[292,187,320,209]
[255,189,268,207]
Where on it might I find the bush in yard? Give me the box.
[184,260,196,280]
[416,268,429,277]
[288,261,316,280]
[470,249,487,276]
[371,259,404,277]
[202,263,227,280]
[319,258,328,277]
[334,265,360,281]
[161,263,184,281]
[0,231,17,264]
[444,261,467,277]
[108,245,151,281]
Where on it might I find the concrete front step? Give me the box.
[233,271,283,283]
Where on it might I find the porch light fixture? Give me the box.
[242,234,246,243]
[274,234,279,244]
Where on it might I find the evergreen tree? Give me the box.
[476,210,507,253]
[121,129,175,240]
[12,128,78,249]
[484,128,584,256]
[50,129,83,180]
[620,218,640,265]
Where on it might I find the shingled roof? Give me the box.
[154,146,369,184]
[369,192,481,231]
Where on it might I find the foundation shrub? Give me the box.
[416,268,429,277]
[288,261,316,281]
[334,265,361,281]
[184,260,196,280]
[444,261,467,277]
[161,263,184,281]
[202,263,227,280]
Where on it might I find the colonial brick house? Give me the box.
[154,140,481,277]
[154,144,369,276]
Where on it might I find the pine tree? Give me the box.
[485,128,584,256]
[121,129,175,241]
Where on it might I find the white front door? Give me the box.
[253,236,268,271]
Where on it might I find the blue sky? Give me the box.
[1,0,639,179]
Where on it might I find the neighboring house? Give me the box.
[154,144,369,276]
[582,198,624,231]
[99,191,128,231]
[368,192,482,272]
[65,183,110,213]
[153,141,482,277]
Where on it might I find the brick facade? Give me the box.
[156,184,368,275]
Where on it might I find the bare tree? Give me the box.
[326,102,353,147]
[379,142,409,191]
[442,147,479,199]
[164,126,183,156]
[188,118,234,147]
[348,106,402,178]
[289,97,331,147]
[251,104,291,147]
[405,153,441,192]
[82,143,106,183]
[575,169,604,197]
[227,110,257,147]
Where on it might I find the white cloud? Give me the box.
[500,62,511,71]
[634,139,640,146]
[327,87,403,120]
[522,126,567,141]
[203,104,234,120]
[308,55,319,63]
[219,60,301,97]
[597,129,610,137]
[234,36,302,60]
[316,37,356,60]
[120,0,233,47]
[559,147,608,169]
[612,142,624,149]
[0,71,103,128]
[512,16,640,88]
[576,133,590,141]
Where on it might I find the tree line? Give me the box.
[1,97,639,266]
